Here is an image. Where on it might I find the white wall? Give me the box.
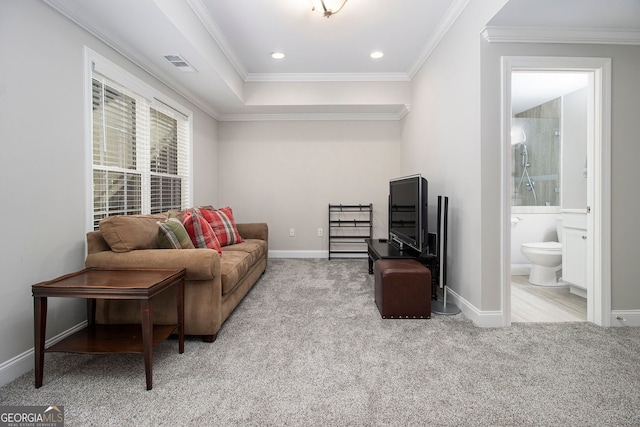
[481,42,640,313]
[244,81,411,107]
[401,0,510,315]
[0,1,218,385]
[193,116,219,206]
[218,120,401,255]
[562,87,588,209]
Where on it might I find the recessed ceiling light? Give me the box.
[271,52,285,60]
[370,51,384,59]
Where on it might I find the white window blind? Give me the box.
[149,105,190,214]
[91,70,191,229]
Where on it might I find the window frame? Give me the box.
[84,47,193,232]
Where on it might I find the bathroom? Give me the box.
[510,71,589,322]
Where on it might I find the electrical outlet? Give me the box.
[317,228,323,237]
[289,228,295,237]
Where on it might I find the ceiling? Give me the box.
[200,0,459,77]
[44,0,640,120]
[512,72,588,115]
[487,0,640,30]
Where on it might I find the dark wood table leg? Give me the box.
[140,299,153,390]
[34,296,47,388]
[87,298,96,325]
[177,279,184,354]
[368,254,375,274]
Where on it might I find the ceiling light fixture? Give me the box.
[370,51,384,59]
[311,0,348,18]
[271,52,285,60]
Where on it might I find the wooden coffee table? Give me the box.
[32,267,186,390]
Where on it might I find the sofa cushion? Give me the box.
[157,218,195,249]
[199,207,244,247]
[182,209,222,253]
[166,209,185,220]
[219,250,252,295]
[99,214,167,252]
[221,239,268,266]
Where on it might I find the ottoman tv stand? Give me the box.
[366,195,459,315]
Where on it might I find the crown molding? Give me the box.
[187,0,248,79]
[407,0,470,79]
[245,72,410,83]
[43,0,222,120]
[218,105,411,122]
[481,26,640,45]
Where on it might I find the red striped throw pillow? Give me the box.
[181,208,222,253]
[199,207,244,247]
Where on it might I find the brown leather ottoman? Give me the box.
[374,259,431,319]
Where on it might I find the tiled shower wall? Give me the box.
[513,98,561,206]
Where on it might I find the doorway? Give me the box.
[500,56,612,327]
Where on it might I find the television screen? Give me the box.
[389,175,428,253]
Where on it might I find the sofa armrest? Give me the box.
[85,248,220,281]
[237,223,268,242]
[87,231,110,254]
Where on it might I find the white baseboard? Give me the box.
[269,250,327,258]
[0,321,88,388]
[611,310,640,327]
[449,287,640,328]
[444,286,504,328]
[510,264,531,276]
[269,250,368,259]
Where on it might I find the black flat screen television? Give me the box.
[388,174,428,253]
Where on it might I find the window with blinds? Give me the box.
[150,109,182,214]
[91,72,190,229]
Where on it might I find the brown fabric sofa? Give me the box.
[84,213,268,342]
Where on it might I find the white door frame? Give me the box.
[500,56,612,326]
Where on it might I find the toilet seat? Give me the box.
[521,242,562,253]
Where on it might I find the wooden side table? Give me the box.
[32,268,186,390]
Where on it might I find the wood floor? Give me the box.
[511,275,587,323]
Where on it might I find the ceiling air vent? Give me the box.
[164,55,197,72]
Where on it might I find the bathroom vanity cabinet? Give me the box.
[562,210,587,297]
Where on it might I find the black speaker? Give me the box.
[428,233,437,256]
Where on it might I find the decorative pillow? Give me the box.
[166,210,185,221]
[157,218,195,249]
[199,206,244,247]
[99,214,167,252]
[181,209,222,253]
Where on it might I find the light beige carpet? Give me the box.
[1,258,639,426]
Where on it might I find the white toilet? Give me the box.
[520,217,563,286]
